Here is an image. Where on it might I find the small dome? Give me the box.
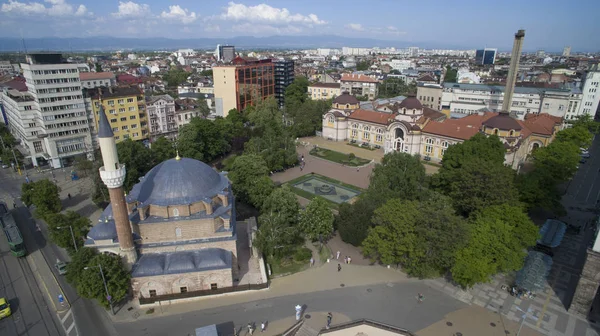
[398,97,423,110]
[87,220,117,240]
[128,157,228,207]
[131,249,231,277]
[483,112,522,131]
[333,92,359,105]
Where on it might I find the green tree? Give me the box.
[336,198,378,246]
[287,99,331,137]
[151,136,176,163]
[78,253,130,308]
[451,204,538,288]
[200,69,213,77]
[163,68,190,87]
[21,179,61,219]
[261,186,300,226]
[196,95,211,117]
[517,168,564,215]
[225,108,250,151]
[74,156,94,177]
[65,247,97,288]
[46,211,91,253]
[283,76,309,110]
[531,140,579,183]
[444,66,457,83]
[356,61,370,71]
[438,133,505,170]
[378,78,409,98]
[116,139,155,192]
[299,197,334,241]
[362,193,466,277]
[554,125,592,148]
[569,114,600,134]
[255,212,299,258]
[228,154,273,208]
[95,63,102,72]
[177,117,232,162]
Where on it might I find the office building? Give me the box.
[563,46,571,57]
[1,53,94,168]
[273,59,295,108]
[87,86,149,144]
[213,57,274,117]
[216,45,236,62]
[578,64,600,118]
[80,72,116,89]
[474,48,497,65]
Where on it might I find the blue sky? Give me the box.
[0,0,598,51]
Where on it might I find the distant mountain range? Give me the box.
[0,35,472,52]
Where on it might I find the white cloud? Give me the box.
[346,23,364,31]
[386,26,407,35]
[205,25,221,33]
[160,5,197,24]
[1,0,88,17]
[221,2,325,26]
[112,1,150,18]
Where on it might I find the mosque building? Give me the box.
[84,102,256,302]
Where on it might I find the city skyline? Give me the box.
[0,0,598,51]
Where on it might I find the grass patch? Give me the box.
[317,243,332,263]
[268,247,312,276]
[309,147,371,166]
[347,142,377,151]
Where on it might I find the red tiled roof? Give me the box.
[341,74,378,83]
[80,72,115,80]
[348,109,395,125]
[117,74,143,84]
[521,113,562,136]
[423,113,498,140]
[2,77,27,91]
[417,74,436,82]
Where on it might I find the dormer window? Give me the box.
[346,104,350,109]
[494,129,499,135]
[403,108,407,114]
[509,130,514,137]
[413,109,416,114]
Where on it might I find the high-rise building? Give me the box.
[5,53,94,168]
[87,86,149,144]
[273,59,295,108]
[577,64,600,118]
[536,50,546,58]
[213,57,274,117]
[563,46,571,57]
[217,45,236,62]
[502,30,525,112]
[475,48,497,65]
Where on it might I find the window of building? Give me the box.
[123,134,130,139]
[494,129,499,135]
[33,141,43,153]
[115,136,120,140]
[352,124,358,129]
[109,109,116,115]
[132,132,139,137]
[509,130,515,136]
[363,131,370,139]
[112,127,118,132]
[131,124,138,129]
[425,145,433,153]
[120,117,127,121]
[426,138,434,145]
[129,106,135,111]
[108,100,114,106]
[149,290,157,297]
[130,115,136,120]
[328,116,334,123]
[210,283,218,290]
[127,98,134,103]
[110,118,117,123]
[180,287,187,293]
[119,108,125,113]
[351,129,357,137]
[175,227,182,237]
[122,125,128,130]
[117,99,124,104]
[376,134,383,142]
[173,208,180,217]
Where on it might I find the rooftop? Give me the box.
[309,83,341,89]
[348,109,396,125]
[80,72,115,81]
[442,82,570,94]
[341,74,379,83]
[88,85,143,99]
[131,248,232,277]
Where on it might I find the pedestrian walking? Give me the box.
[337,263,341,272]
[356,167,360,172]
[248,323,254,335]
[310,257,314,267]
[261,322,266,332]
[417,293,424,303]
[336,250,340,259]
[67,193,71,199]
[348,256,352,264]
[12,201,16,209]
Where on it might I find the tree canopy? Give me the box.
[116,139,155,192]
[299,197,334,241]
[261,186,300,226]
[227,154,273,208]
[177,117,232,163]
[163,68,190,87]
[21,179,61,219]
[531,140,580,183]
[378,78,416,98]
[444,66,457,83]
[46,211,91,253]
[151,136,176,163]
[76,252,131,308]
[356,61,370,71]
[284,76,309,110]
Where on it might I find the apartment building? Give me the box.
[308,83,341,100]
[87,86,149,144]
[416,83,443,110]
[578,64,600,118]
[340,74,379,100]
[146,94,177,141]
[175,98,200,128]
[441,83,573,120]
[213,57,274,117]
[1,53,94,168]
[80,72,116,89]
[274,59,295,108]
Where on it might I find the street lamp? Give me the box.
[515,306,538,336]
[84,264,114,315]
[56,226,78,252]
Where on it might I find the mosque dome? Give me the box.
[128,157,228,207]
[333,92,359,105]
[483,111,522,131]
[398,97,423,110]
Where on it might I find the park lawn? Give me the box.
[269,258,308,276]
[309,147,371,167]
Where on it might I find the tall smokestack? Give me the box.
[502,29,525,112]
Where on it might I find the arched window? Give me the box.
[363,126,370,132]
[352,124,358,129]
[402,108,407,114]
[346,104,350,109]
[173,208,179,217]
[426,138,434,144]
[412,109,416,114]
[509,130,514,136]
[175,227,182,237]
[328,115,335,123]
[494,129,499,135]
[395,128,404,140]
[532,143,540,152]
[377,128,384,134]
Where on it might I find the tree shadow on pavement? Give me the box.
[76,204,99,218]
[61,193,88,209]
[216,321,235,336]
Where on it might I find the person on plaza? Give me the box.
[12,201,16,209]
[68,193,71,199]
[310,257,314,267]
[261,322,266,332]
[336,250,340,259]
[248,323,254,335]
[348,256,352,264]
[337,263,342,272]
[326,312,333,329]
[417,293,424,302]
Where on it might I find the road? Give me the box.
[115,282,466,336]
[567,135,600,207]
[0,167,118,336]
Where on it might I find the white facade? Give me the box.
[381,59,415,72]
[441,83,573,120]
[146,95,177,140]
[578,66,600,118]
[18,57,93,167]
[342,47,370,56]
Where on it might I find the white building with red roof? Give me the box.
[340,74,379,100]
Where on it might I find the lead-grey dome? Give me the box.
[131,249,231,277]
[128,157,228,207]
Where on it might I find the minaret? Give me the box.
[502,29,525,112]
[97,100,137,268]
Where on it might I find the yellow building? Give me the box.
[308,83,341,100]
[89,86,149,143]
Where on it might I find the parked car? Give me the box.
[580,158,587,164]
[0,298,11,319]
[581,153,591,159]
[1,164,8,169]
[55,260,68,275]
